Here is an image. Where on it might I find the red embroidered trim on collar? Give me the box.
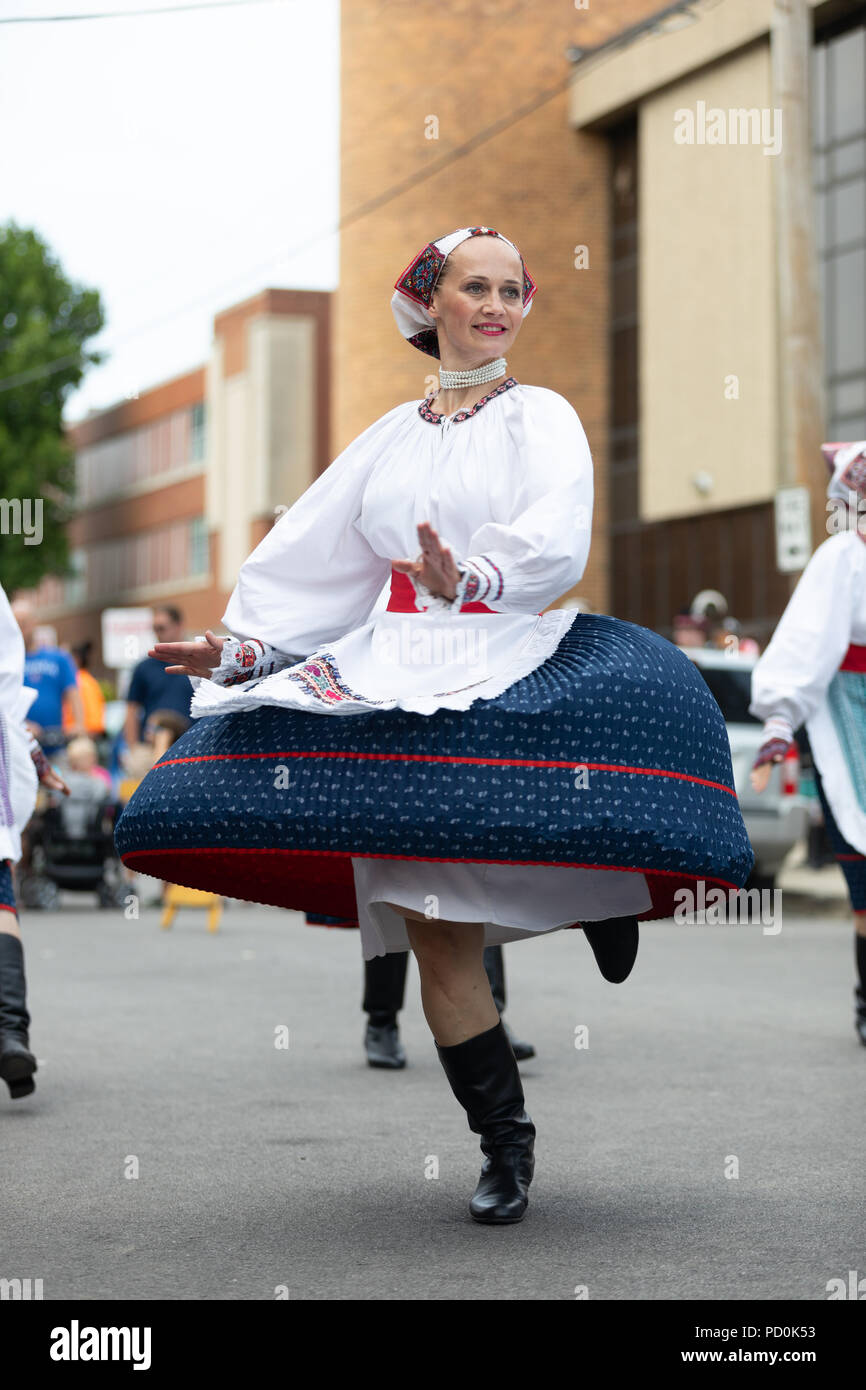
[418,376,519,425]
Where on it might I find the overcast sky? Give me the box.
[0,0,340,424]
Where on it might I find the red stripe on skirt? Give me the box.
[152,749,739,796]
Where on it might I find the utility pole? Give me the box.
[770,0,827,564]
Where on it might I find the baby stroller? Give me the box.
[20,773,127,910]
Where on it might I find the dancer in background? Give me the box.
[750,440,866,1046]
[0,584,69,1098]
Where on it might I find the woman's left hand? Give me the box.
[392,522,461,601]
[30,743,69,794]
[35,755,70,794]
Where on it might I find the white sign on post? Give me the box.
[101,608,155,669]
[774,487,812,573]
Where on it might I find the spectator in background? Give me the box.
[62,641,105,739]
[690,589,729,648]
[144,709,191,764]
[66,736,112,791]
[672,610,707,649]
[54,738,113,842]
[11,599,85,758]
[123,607,192,755]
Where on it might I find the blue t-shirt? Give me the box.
[127,657,193,732]
[23,647,78,730]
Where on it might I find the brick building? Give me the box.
[30,290,331,677]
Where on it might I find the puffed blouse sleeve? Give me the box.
[213,407,404,681]
[749,533,866,731]
[431,389,593,615]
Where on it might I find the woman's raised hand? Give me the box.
[149,628,226,679]
[392,522,461,601]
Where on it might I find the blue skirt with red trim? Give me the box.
[114,614,754,924]
[0,859,16,917]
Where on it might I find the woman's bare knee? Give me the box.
[405,917,486,976]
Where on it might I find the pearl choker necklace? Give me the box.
[438,357,506,388]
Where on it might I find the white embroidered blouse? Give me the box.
[749,529,866,852]
[189,379,594,718]
[749,531,866,733]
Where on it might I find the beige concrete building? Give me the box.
[567,0,865,634]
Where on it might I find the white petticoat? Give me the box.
[351,856,654,960]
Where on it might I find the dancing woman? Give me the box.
[0,583,69,1098]
[117,225,752,1223]
[750,440,866,1045]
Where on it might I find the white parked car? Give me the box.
[684,646,809,890]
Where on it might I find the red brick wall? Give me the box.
[338,0,673,614]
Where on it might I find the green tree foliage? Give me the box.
[0,220,106,594]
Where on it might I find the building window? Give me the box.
[76,517,209,602]
[188,517,209,576]
[76,404,205,506]
[190,402,206,461]
[65,549,87,606]
[814,17,866,441]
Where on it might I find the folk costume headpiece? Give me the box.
[390,226,537,360]
[821,440,866,542]
[822,440,866,501]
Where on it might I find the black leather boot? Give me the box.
[855,936,866,1047]
[582,916,640,983]
[365,1016,406,1069]
[436,1020,535,1224]
[363,954,408,1068]
[0,934,37,1099]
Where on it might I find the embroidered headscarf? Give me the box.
[822,440,866,540]
[391,226,537,359]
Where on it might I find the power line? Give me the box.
[0,0,721,397]
[0,0,289,24]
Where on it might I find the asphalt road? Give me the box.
[1,885,862,1301]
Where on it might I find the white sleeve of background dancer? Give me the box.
[218,411,400,661]
[749,535,864,732]
[0,584,27,717]
[437,392,593,615]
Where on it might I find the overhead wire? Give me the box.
[0,0,291,26]
[0,0,723,396]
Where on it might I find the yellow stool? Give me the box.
[160,883,223,933]
[118,776,143,804]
